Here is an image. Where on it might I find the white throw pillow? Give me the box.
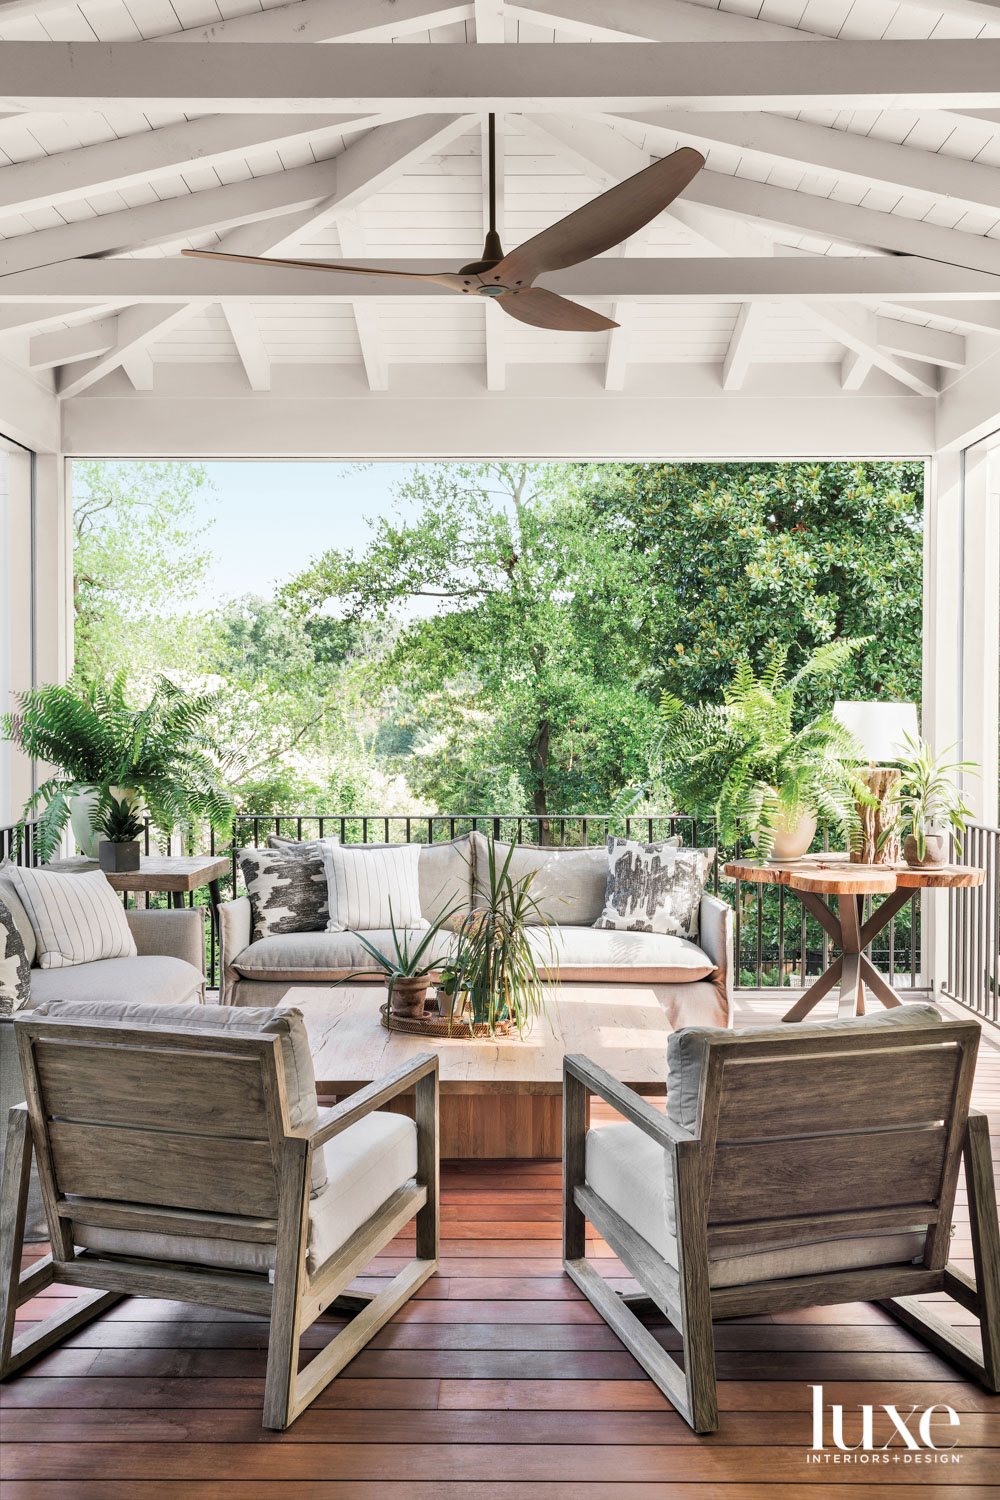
[321,842,428,932]
[7,866,137,969]
[594,836,714,940]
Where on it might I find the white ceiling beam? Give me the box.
[221,302,271,391]
[0,0,471,38]
[119,348,155,390]
[0,301,123,336]
[683,171,1000,277]
[0,114,378,221]
[880,300,1000,335]
[29,316,118,370]
[3,41,999,113]
[875,316,966,369]
[603,303,633,391]
[841,349,874,391]
[721,302,762,391]
[890,0,1000,28]
[805,302,938,396]
[337,214,387,391]
[56,304,195,399]
[474,0,505,43]
[5,257,999,303]
[481,114,505,391]
[511,0,820,44]
[620,108,1000,220]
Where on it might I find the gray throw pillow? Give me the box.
[238,845,336,941]
[0,896,31,1014]
[594,836,714,940]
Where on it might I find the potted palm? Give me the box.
[446,836,556,1036]
[2,671,234,861]
[892,736,976,868]
[652,640,865,861]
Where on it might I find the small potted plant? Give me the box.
[340,902,463,1018]
[892,736,976,868]
[97,794,144,873]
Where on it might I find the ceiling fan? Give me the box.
[182,118,705,333]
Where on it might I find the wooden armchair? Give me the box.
[563,1003,999,1434]
[0,1001,439,1429]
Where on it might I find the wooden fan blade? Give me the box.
[180,248,466,291]
[499,288,618,332]
[494,147,705,287]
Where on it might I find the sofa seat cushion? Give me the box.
[585,1121,926,1288]
[526,925,715,983]
[231,928,457,982]
[25,956,204,1011]
[75,1109,418,1277]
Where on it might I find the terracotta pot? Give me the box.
[768,809,817,863]
[904,831,948,868]
[388,975,429,1017]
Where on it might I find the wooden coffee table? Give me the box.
[725,852,985,1023]
[287,982,726,1159]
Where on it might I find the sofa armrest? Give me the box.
[125,907,205,975]
[218,897,252,1003]
[699,893,734,1023]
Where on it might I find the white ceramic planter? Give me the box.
[769,809,817,862]
[68,786,138,858]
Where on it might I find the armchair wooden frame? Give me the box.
[563,1018,1000,1434]
[0,1015,439,1430]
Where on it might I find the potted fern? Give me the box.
[652,640,865,861]
[2,671,234,861]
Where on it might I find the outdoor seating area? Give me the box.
[2,0,1000,1493]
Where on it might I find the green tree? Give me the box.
[583,460,923,716]
[282,463,658,824]
[73,460,215,680]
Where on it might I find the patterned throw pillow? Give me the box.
[238,845,336,941]
[594,837,715,940]
[0,896,31,1014]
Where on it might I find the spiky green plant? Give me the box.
[3,671,235,860]
[890,735,976,860]
[651,640,866,859]
[99,794,144,844]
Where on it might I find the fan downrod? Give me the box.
[458,113,509,285]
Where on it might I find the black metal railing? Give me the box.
[2,810,925,997]
[944,822,1000,1024]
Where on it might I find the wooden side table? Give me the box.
[724,853,985,1023]
[45,854,230,929]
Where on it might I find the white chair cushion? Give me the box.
[232,928,457,980]
[75,1109,418,1277]
[526,925,714,982]
[584,1120,926,1288]
[24,956,203,1011]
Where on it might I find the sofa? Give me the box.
[219,832,734,1022]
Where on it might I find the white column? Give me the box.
[960,438,1000,828]
[0,439,34,827]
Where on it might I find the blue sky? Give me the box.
[192,460,423,607]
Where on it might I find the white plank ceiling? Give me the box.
[0,0,999,422]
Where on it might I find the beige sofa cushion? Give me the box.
[231,927,457,981]
[24,956,203,1011]
[585,1119,926,1288]
[526,925,714,982]
[76,1108,417,1277]
[471,833,608,925]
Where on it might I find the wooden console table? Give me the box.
[724,853,984,1023]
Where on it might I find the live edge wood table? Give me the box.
[724,852,985,1023]
[289,982,718,1159]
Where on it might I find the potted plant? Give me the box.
[341,902,464,1018]
[2,671,235,861]
[651,640,865,861]
[446,836,556,1036]
[891,736,976,868]
[97,794,144,873]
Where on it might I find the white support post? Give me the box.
[960,442,1000,828]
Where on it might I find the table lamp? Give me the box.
[833,701,920,865]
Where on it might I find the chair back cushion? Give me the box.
[6,866,136,969]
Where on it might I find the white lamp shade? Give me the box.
[833,701,920,763]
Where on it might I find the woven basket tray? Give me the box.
[379,1003,520,1040]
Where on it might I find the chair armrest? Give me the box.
[699,893,734,1010]
[564,1054,698,1151]
[308,1054,438,1150]
[125,908,205,974]
[218,896,252,970]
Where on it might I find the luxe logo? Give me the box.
[807,1386,961,1466]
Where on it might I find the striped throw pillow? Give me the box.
[7,866,137,969]
[321,843,428,933]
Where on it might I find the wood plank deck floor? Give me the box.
[3,993,999,1498]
